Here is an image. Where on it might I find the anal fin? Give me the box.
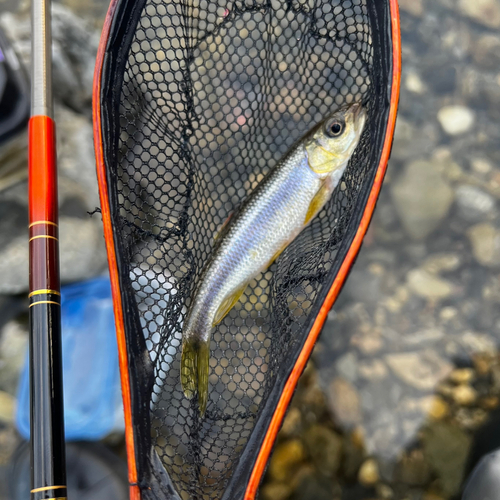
[181,339,210,416]
[212,285,247,327]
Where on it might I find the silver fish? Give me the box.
[181,102,367,414]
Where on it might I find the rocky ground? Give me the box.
[0,0,500,499]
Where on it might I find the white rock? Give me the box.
[385,351,453,391]
[455,184,496,222]
[459,0,500,29]
[406,72,426,94]
[391,160,454,240]
[467,223,500,267]
[407,269,453,300]
[437,105,475,136]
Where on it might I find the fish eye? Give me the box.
[325,119,345,138]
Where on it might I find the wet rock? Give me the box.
[458,0,500,29]
[455,185,496,222]
[385,351,453,391]
[422,253,461,275]
[472,34,500,70]
[304,425,342,477]
[407,269,453,300]
[437,105,475,136]
[422,422,471,497]
[327,378,362,428]
[358,458,379,486]
[268,439,305,483]
[391,160,454,241]
[467,223,500,267]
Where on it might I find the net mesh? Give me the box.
[101,0,390,497]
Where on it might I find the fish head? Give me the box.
[305,102,367,176]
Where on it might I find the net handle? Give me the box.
[28,0,67,499]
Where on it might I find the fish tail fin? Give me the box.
[181,338,210,416]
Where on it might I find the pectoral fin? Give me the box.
[212,285,247,326]
[305,179,331,225]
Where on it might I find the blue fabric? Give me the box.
[16,276,123,440]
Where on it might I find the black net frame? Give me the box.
[95,0,398,498]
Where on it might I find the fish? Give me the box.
[181,102,367,415]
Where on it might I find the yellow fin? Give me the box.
[305,180,330,225]
[212,286,247,326]
[181,339,210,416]
[181,340,198,399]
[197,341,210,416]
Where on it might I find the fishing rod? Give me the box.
[29,0,67,499]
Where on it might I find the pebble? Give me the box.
[458,0,500,29]
[449,368,475,384]
[437,105,475,136]
[268,439,305,483]
[472,34,500,70]
[260,483,292,500]
[406,72,426,94]
[455,185,496,222]
[304,425,343,477]
[281,407,302,437]
[358,359,388,380]
[467,223,500,267]
[358,458,379,486]
[327,378,362,428]
[385,351,453,391]
[471,157,493,175]
[451,385,477,406]
[391,160,454,241]
[422,253,461,275]
[427,396,450,420]
[406,269,453,300]
[422,422,471,497]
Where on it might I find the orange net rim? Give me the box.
[92,0,402,498]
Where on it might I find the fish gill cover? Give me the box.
[96,0,395,498]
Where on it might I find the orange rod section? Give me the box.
[28,116,60,294]
[92,1,140,499]
[244,0,402,498]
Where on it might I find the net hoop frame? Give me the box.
[92,0,401,498]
